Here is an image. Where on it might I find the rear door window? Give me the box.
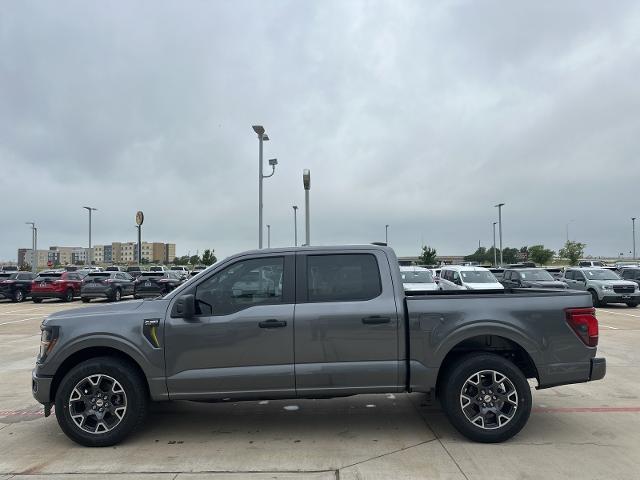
[306,254,381,302]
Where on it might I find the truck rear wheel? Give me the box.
[54,357,148,447]
[441,353,531,443]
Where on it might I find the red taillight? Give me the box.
[565,307,598,347]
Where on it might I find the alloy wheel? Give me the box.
[459,370,518,430]
[68,374,127,434]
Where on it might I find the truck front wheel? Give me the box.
[54,357,148,447]
[441,353,532,443]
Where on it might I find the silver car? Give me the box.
[563,267,640,307]
[399,266,439,292]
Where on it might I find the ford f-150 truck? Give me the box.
[32,245,605,447]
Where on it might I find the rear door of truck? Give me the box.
[294,248,403,395]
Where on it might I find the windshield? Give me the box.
[0,273,11,278]
[584,269,621,280]
[149,267,163,271]
[36,273,62,279]
[126,267,141,272]
[400,270,434,283]
[460,271,498,283]
[520,270,554,281]
[141,272,163,277]
[88,273,110,278]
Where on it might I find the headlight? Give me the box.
[601,285,613,290]
[38,325,59,362]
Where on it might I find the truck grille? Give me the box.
[613,285,635,294]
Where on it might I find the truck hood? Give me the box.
[43,299,150,324]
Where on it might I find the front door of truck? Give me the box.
[294,250,401,396]
[165,254,295,399]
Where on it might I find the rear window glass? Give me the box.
[37,273,62,278]
[307,254,381,302]
[140,272,163,277]
[88,273,110,277]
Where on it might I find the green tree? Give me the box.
[174,255,190,265]
[20,263,31,271]
[189,255,201,266]
[499,247,519,264]
[528,245,555,265]
[559,241,586,266]
[464,247,487,264]
[418,245,438,265]
[201,249,217,266]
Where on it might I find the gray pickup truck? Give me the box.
[32,245,605,446]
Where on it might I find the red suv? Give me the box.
[31,271,84,303]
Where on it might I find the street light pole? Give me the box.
[492,222,497,266]
[26,222,36,272]
[385,224,389,245]
[633,217,636,260]
[495,203,505,265]
[83,206,97,266]
[267,224,271,248]
[292,206,298,246]
[303,170,311,246]
[253,125,277,249]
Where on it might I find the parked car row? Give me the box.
[0,268,190,303]
[398,264,640,309]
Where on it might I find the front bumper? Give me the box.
[32,368,53,405]
[590,357,606,381]
[600,292,640,304]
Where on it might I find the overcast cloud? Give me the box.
[1,0,639,262]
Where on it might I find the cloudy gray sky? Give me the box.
[1,0,639,262]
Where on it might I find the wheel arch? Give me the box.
[50,346,150,403]
[435,334,538,397]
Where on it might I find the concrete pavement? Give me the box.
[1,299,639,479]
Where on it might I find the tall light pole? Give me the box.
[253,125,277,249]
[385,224,389,245]
[83,206,97,266]
[292,206,298,246]
[303,169,311,246]
[495,203,505,265]
[633,217,637,260]
[267,224,271,248]
[26,222,37,273]
[492,222,497,266]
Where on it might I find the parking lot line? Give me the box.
[600,309,640,318]
[600,324,619,330]
[0,316,42,326]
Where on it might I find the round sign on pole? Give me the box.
[136,211,144,226]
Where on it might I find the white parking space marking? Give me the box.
[0,316,42,326]
[600,324,619,330]
[600,309,640,318]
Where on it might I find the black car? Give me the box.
[620,267,640,287]
[488,268,505,281]
[544,267,564,280]
[80,272,135,303]
[134,271,183,298]
[501,268,568,289]
[0,272,37,302]
[125,266,144,278]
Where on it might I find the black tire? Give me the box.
[64,289,74,302]
[111,288,122,302]
[441,353,532,443]
[33,298,43,304]
[13,289,25,303]
[54,357,148,447]
[627,302,638,308]
[589,289,601,308]
[81,297,91,303]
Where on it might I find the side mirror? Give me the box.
[174,294,195,318]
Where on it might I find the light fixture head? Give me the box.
[252,125,265,135]
[268,158,278,166]
[303,169,311,190]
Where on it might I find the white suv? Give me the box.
[399,266,439,292]
[439,265,504,291]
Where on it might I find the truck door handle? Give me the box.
[362,316,391,325]
[258,319,287,328]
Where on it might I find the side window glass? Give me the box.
[195,257,284,316]
[504,271,511,280]
[307,254,381,302]
[565,271,573,280]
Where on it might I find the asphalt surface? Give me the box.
[1,297,639,479]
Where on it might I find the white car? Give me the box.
[439,265,504,291]
[399,266,439,292]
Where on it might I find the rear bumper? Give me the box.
[81,287,114,298]
[31,291,65,300]
[32,369,53,405]
[590,357,606,381]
